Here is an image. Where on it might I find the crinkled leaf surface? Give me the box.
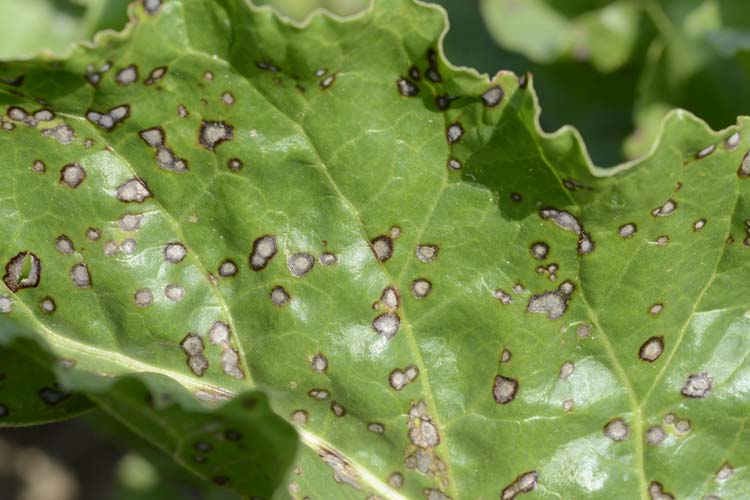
[0,0,749,499]
[480,0,750,161]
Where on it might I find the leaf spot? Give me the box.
[618,223,637,239]
[249,235,277,271]
[134,289,153,307]
[411,279,432,299]
[218,259,238,277]
[481,85,504,107]
[60,163,86,188]
[529,242,549,260]
[164,284,185,302]
[681,372,713,398]
[70,263,91,288]
[501,470,538,500]
[604,418,630,441]
[180,333,207,376]
[493,375,518,404]
[651,199,677,217]
[396,78,419,97]
[646,425,666,446]
[415,244,438,263]
[270,286,290,307]
[639,336,664,362]
[446,123,463,144]
[287,252,314,277]
[115,65,138,85]
[39,296,56,314]
[163,242,187,263]
[55,235,74,255]
[3,252,41,292]
[117,178,152,203]
[373,312,400,339]
[389,365,419,390]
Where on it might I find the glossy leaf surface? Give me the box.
[0,1,748,499]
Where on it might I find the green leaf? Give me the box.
[479,0,641,72]
[0,0,749,499]
[0,335,93,426]
[0,0,131,59]
[480,0,750,162]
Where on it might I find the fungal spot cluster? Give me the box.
[494,289,513,305]
[371,229,400,262]
[411,278,432,299]
[603,418,630,442]
[142,0,162,15]
[534,263,558,282]
[133,289,153,307]
[3,252,41,292]
[425,49,441,82]
[481,85,504,107]
[318,448,361,489]
[163,242,187,263]
[60,163,86,188]
[526,280,575,320]
[638,336,664,362]
[651,199,677,217]
[738,152,750,178]
[115,65,138,85]
[199,120,234,151]
[680,372,713,398]
[695,142,718,159]
[618,223,637,239]
[118,213,143,232]
[218,259,238,277]
[311,353,327,373]
[404,400,447,484]
[86,105,130,131]
[389,365,418,390]
[539,208,595,255]
[208,321,245,380]
[42,124,75,144]
[396,77,418,97]
[529,241,549,260]
[139,127,188,173]
[415,244,438,263]
[493,375,518,404]
[165,284,185,302]
[117,178,152,202]
[372,286,401,339]
[446,123,463,144]
[144,66,167,85]
[648,481,674,500]
[270,286,290,306]
[250,235,277,271]
[0,295,13,313]
[55,235,74,255]
[6,106,55,127]
[501,471,538,500]
[70,263,91,288]
[287,252,314,277]
[85,61,112,86]
[181,333,208,376]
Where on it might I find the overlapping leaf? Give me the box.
[0,0,748,499]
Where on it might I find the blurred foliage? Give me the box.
[480,0,750,161]
[0,0,130,58]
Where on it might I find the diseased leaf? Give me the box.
[0,336,93,426]
[0,1,749,499]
